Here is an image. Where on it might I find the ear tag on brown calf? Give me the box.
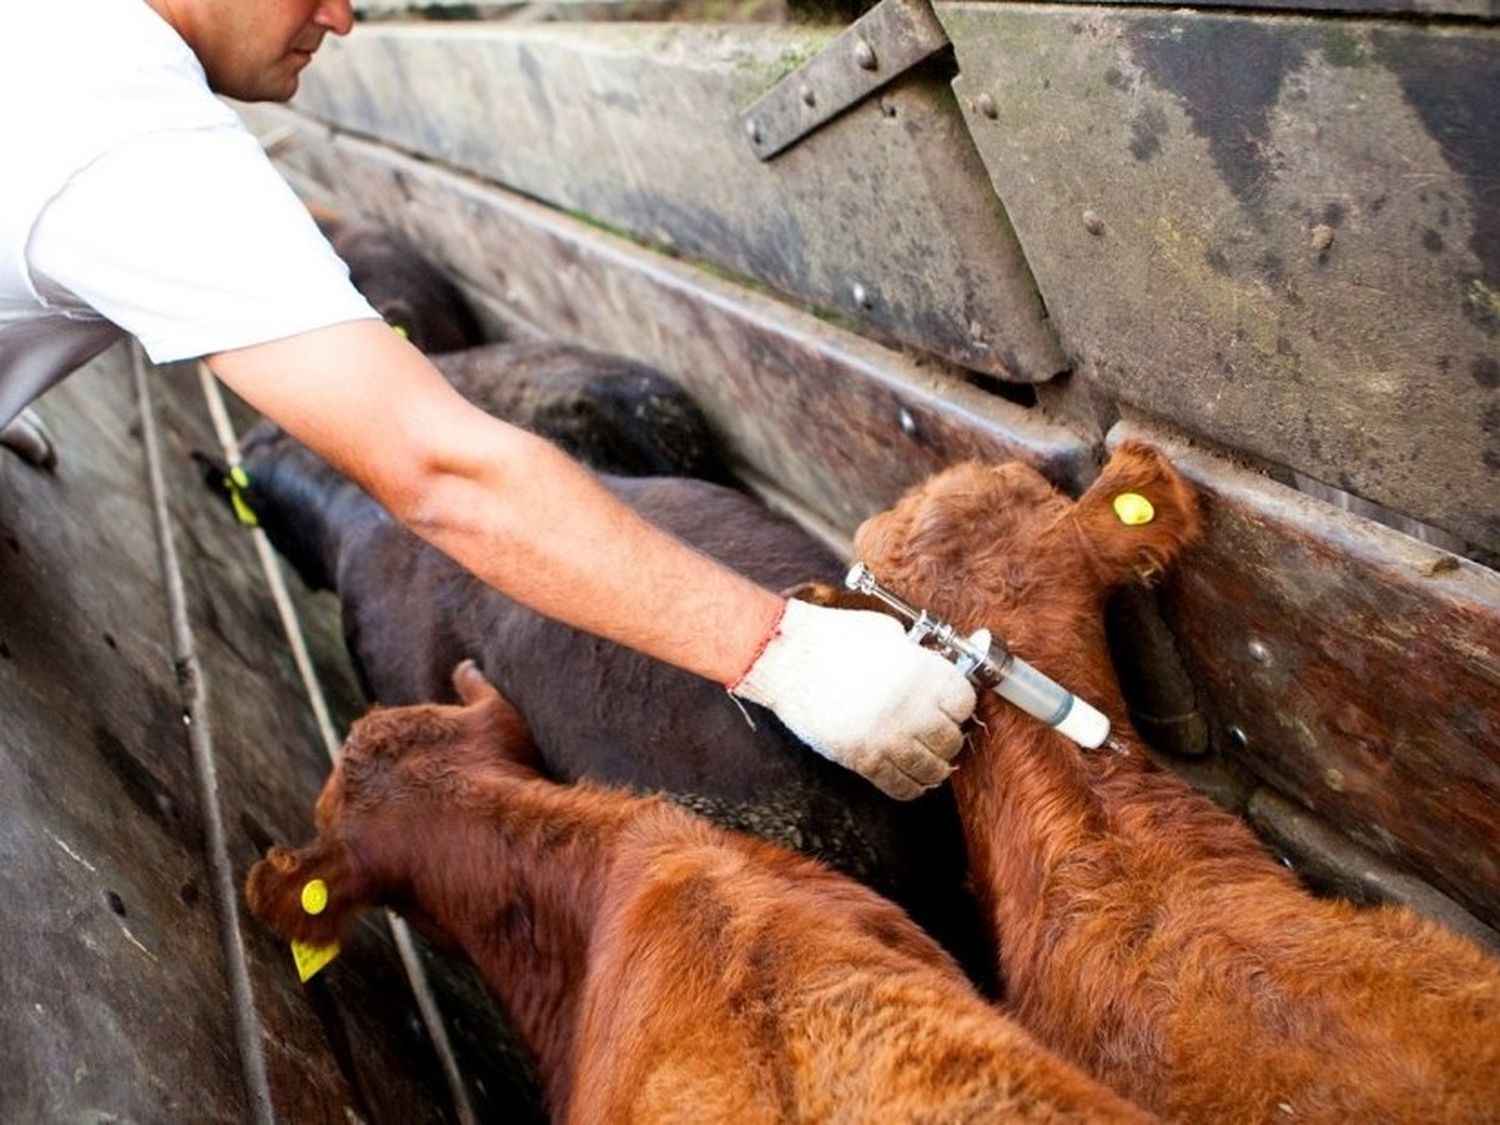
[1113,492,1155,526]
[290,878,340,983]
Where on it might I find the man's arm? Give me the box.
[209,319,975,798]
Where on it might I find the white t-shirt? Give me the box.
[0,0,378,429]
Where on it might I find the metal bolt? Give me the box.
[854,39,877,70]
[746,119,762,144]
[1310,224,1335,252]
[1226,725,1248,751]
[976,93,998,120]
[899,408,918,436]
[801,84,816,108]
[852,283,873,309]
[1248,638,1271,665]
[1082,210,1105,236]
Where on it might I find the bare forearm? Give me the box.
[405,423,784,683]
[208,320,782,683]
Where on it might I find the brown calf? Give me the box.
[247,663,1149,1123]
[849,442,1500,1121]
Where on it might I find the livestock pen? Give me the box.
[2,0,1496,1119]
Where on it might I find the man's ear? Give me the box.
[245,839,370,947]
[1065,441,1203,586]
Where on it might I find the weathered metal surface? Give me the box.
[941,5,1500,553]
[1115,421,1500,927]
[0,351,248,1121]
[149,363,546,1121]
[284,23,1066,381]
[741,0,952,160]
[0,344,535,1120]
[239,104,1094,531]
[1247,789,1500,954]
[1032,0,1498,19]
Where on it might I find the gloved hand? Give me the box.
[729,598,977,800]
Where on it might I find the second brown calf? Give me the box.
[247,662,1149,1123]
[850,442,1500,1121]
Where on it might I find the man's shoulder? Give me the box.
[3,0,230,128]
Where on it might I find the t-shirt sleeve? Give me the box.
[27,123,379,363]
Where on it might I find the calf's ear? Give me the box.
[245,839,370,947]
[452,660,542,770]
[780,580,892,618]
[1067,441,1203,586]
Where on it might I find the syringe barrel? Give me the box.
[994,657,1073,726]
[992,655,1110,749]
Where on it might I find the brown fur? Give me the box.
[247,663,1149,1123]
[850,441,1500,1121]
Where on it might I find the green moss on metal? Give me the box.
[1319,30,1368,70]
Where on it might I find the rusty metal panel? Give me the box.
[1116,421,1500,927]
[238,104,1092,531]
[285,23,1065,382]
[940,4,1500,554]
[742,0,952,160]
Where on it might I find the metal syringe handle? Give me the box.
[844,562,1110,749]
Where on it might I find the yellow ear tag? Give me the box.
[1113,492,1155,526]
[290,878,338,981]
[291,939,340,983]
[391,323,410,340]
[301,878,329,915]
[225,466,259,528]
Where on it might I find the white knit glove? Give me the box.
[729,599,977,800]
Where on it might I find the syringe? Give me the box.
[845,562,1110,749]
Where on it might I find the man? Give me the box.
[0,0,976,799]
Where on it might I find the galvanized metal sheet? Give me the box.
[236,104,1093,531]
[742,0,952,160]
[941,5,1500,554]
[287,23,1065,381]
[1118,422,1500,927]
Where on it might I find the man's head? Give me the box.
[146,0,354,102]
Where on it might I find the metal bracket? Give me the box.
[740,0,951,162]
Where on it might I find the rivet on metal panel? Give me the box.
[854,39,878,71]
[801,85,817,108]
[1082,210,1106,237]
[899,408,918,436]
[746,119,762,144]
[852,283,873,309]
[1248,638,1272,666]
[976,93,998,120]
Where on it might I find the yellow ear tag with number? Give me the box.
[1113,492,1155,526]
[225,466,259,528]
[291,939,340,982]
[290,878,339,982]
